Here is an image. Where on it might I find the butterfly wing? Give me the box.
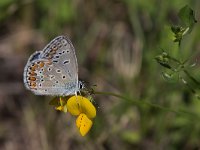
[23,36,79,96]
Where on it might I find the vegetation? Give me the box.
[0,0,200,149]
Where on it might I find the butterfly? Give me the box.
[23,35,82,96]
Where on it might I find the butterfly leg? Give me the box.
[59,97,63,106]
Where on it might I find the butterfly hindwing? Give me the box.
[23,36,79,96]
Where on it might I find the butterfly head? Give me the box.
[78,81,85,90]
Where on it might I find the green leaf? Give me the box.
[178,5,197,29]
[170,6,197,45]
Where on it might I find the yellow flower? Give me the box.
[51,97,68,113]
[67,95,96,136]
[50,95,96,136]
[76,113,93,136]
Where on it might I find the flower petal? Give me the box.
[55,105,67,112]
[67,96,96,118]
[66,96,82,116]
[55,106,63,111]
[80,96,96,118]
[76,113,93,136]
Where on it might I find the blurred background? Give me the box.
[0,0,200,149]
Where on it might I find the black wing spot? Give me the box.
[55,55,59,59]
[63,60,69,64]
[52,44,57,49]
[56,41,60,45]
[50,75,55,79]
[39,83,42,87]
[45,89,47,92]
[48,68,52,71]
[62,75,66,79]
[55,81,59,84]
[53,60,58,63]
[56,69,61,73]
[66,50,70,53]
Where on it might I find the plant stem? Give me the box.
[93,91,199,119]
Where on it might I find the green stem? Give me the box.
[168,56,182,64]
[94,91,200,119]
[183,69,200,86]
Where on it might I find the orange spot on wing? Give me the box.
[39,61,44,68]
[29,71,37,76]
[30,67,35,71]
[29,76,36,81]
[30,64,38,71]
[30,82,36,88]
